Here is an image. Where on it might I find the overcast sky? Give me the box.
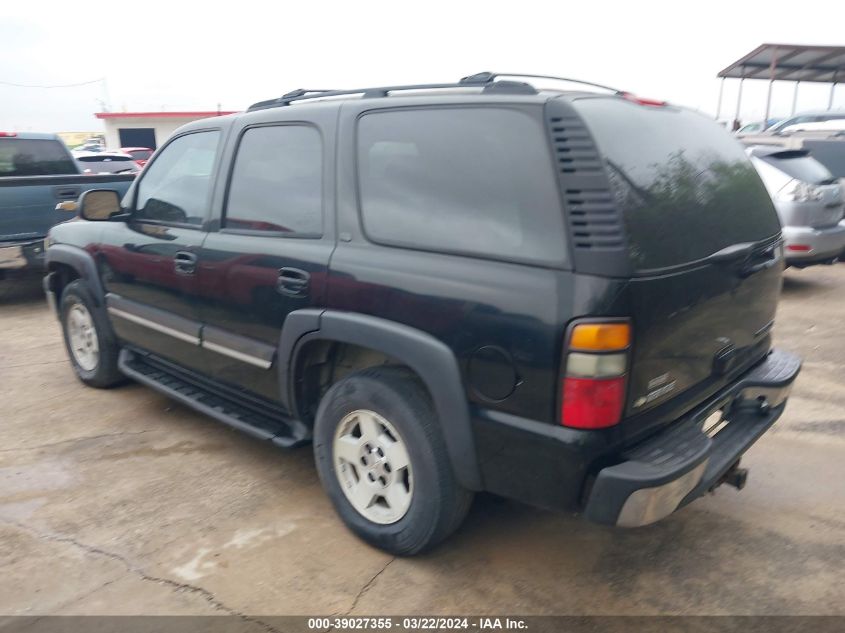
[1,0,843,132]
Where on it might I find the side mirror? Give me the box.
[78,189,122,221]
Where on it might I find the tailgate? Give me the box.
[812,184,845,228]
[569,96,784,416]
[625,242,782,415]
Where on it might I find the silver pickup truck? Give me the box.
[0,132,135,277]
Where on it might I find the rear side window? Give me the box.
[760,152,834,185]
[357,108,567,266]
[135,130,220,225]
[573,98,781,271]
[225,125,323,235]
[0,139,77,176]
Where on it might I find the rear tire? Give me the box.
[60,279,124,388]
[313,367,473,555]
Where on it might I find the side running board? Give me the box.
[118,348,309,448]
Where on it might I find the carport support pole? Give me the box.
[829,74,838,110]
[792,81,800,115]
[765,80,773,121]
[734,76,744,126]
[716,77,725,120]
[765,53,778,122]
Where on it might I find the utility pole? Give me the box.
[100,77,111,112]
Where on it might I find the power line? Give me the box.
[0,77,105,89]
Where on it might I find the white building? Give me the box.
[95,110,236,150]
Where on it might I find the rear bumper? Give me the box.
[583,348,801,527]
[782,223,845,264]
[0,239,46,272]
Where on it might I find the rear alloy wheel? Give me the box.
[314,367,473,555]
[333,409,413,525]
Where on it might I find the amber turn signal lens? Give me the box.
[569,322,630,352]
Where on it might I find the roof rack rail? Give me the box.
[246,71,622,112]
[460,72,623,94]
[246,75,538,112]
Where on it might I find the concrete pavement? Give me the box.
[1,268,843,616]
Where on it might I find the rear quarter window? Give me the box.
[356,107,567,266]
[572,98,781,271]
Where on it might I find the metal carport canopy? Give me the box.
[715,43,845,121]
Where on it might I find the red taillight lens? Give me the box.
[560,320,630,429]
[786,244,811,252]
[561,376,626,429]
[619,92,666,107]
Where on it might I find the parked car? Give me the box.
[43,73,800,555]
[736,119,779,136]
[75,152,141,175]
[120,147,154,168]
[0,132,134,278]
[775,119,845,135]
[766,110,845,135]
[747,146,845,267]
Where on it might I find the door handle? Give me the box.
[53,186,80,200]
[174,251,198,275]
[276,267,310,297]
[738,246,778,278]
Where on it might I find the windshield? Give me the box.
[769,113,845,133]
[572,97,781,271]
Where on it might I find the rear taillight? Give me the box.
[560,321,631,429]
[0,132,18,137]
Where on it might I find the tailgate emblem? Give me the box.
[634,377,677,408]
[648,373,670,389]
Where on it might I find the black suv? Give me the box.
[44,73,800,555]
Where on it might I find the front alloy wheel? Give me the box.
[66,302,100,371]
[59,279,124,388]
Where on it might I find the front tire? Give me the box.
[60,279,124,388]
[313,367,473,555]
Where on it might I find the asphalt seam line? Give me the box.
[0,518,283,633]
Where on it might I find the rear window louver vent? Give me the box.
[564,188,625,250]
[547,110,626,253]
[549,116,603,174]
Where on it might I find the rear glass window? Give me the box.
[78,155,138,174]
[357,108,567,266]
[573,97,781,271]
[761,153,834,185]
[129,150,152,160]
[0,139,77,176]
[77,155,133,162]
